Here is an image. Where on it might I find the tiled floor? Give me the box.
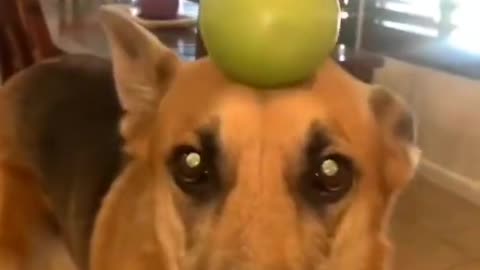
[390,176,480,270]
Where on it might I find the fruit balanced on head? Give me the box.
[200,0,341,89]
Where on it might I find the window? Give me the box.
[375,0,480,53]
[373,0,440,37]
[378,0,441,21]
[448,0,480,53]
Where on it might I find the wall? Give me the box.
[374,57,480,205]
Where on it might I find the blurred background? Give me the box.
[1,0,479,269]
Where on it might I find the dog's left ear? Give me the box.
[369,86,421,191]
[99,6,180,154]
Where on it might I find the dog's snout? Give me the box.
[200,146,307,270]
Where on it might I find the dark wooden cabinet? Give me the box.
[338,0,360,48]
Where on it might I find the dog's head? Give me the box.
[93,8,419,270]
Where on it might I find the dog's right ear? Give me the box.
[369,86,420,193]
[99,6,180,154]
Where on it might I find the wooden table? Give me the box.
[39,0,384,83]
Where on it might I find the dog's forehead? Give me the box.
[157,59,377,153]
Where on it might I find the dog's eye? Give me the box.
[168,145,218,199]
[303,154,354,204]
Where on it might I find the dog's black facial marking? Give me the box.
[167,126,222,204]
[297,123,355,211]
[167,125,230,253]
[304,123,332,159]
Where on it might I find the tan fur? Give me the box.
[0,6,419,270]
[0,160,77,270]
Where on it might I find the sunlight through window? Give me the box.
[448,1,480,54]
[378,0,480,54]
[380,0,441,22]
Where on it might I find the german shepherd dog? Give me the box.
[0,7,419,270]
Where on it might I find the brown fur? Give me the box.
[0,6,419,270]
[0,54,123,270]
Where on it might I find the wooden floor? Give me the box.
[391,176,480,270]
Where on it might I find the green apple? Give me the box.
[199,0,340,88]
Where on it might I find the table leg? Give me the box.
[195,29,207,59]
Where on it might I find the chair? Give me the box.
[0,0,62,82]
